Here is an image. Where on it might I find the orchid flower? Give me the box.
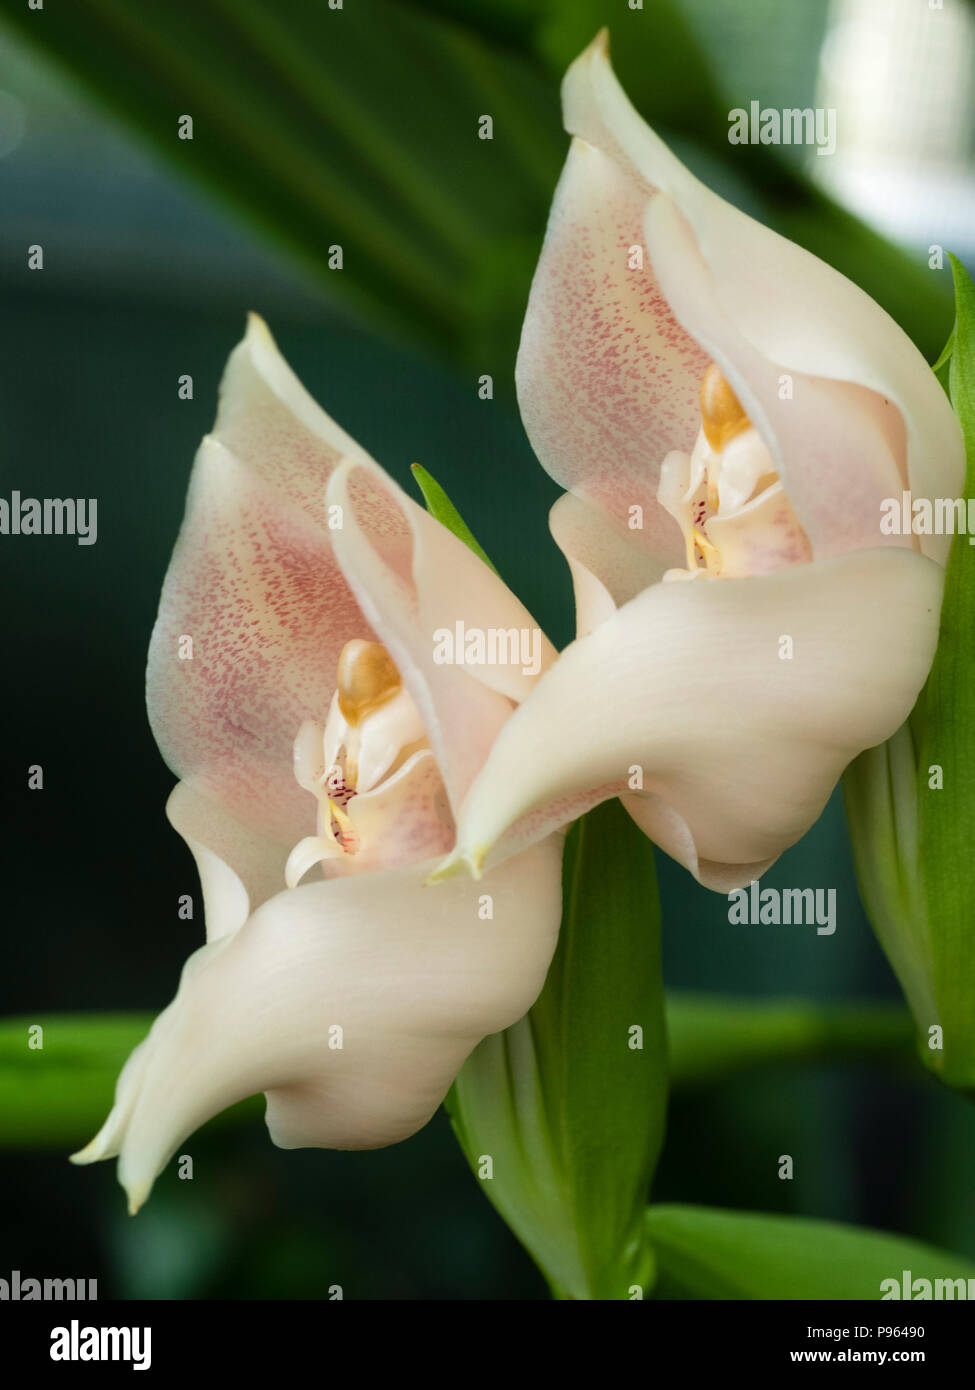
[442,32,964,893]
[71,315,563,1213]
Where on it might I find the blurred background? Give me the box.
[1,0,973,1299]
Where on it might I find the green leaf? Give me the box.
[932,324,955,376]
[943,254,975,447]
[845,256,975,1089]
[5,0,950,376]
[666,995,915,1089]
[410,463,499,572]
[843,725,937,1038]
[0,1013,260,1149]
[447,800,666,1299]
[1,0,562,363]
[646,1204,975,1300]
[911,254,975,1087]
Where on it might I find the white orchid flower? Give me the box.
[442,32,964,893]
[72,316,563,1213]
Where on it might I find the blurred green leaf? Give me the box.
[909,256,975,1087]
[0,1013,260,1148]
[647,1203,975,1300]
[448,799,666,1299]
[666,995,915,1089]
[1,0,562,364]
[846,258,975,1089]
[442,0,951,357]
[534,0,726,135]
[3,0,949,377]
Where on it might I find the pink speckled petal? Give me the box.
[212,313,375,521]
[147,439,370,851]
[516,137,705,570]
[446,547,943,889]
[644,195,910,562]
[559,32,963,563]
[73,837,563,1213]
[148,314,554,857]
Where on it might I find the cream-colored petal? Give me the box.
[293,719,327,794]
[285,834,343,891]
[549,491,668,638]
[289,751,455,885]
[516,136,705,572]
[147,439,369,852]
[447,548,943,888]
[76,838,563,1213]
[166,779,292,940]
[326,455,554,816]
[704,482,812,578]
[150,319,555,899]
[353,688,428,793]
[342,750,453,875]
[212,312,374,520]
[559,32,963,562]
[148,315,382,840]
[716,427,777,514]
[643,194,912,562]
[517,127,906,567]
[145,316,391,869]
[619,792,774,895]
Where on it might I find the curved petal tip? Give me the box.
[71,1121,152,1216]
[124,1180,152,1218]
[68,1140,102,1167]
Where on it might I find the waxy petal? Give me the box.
[704,482,812,578]
[549,491,666,638]
[288,751,455,885]
[149,319,553,884]
[518,32,963,576]
[447,548,943,890]
[167,779,292,940]
[643,193,912,562]
[344,751,454,874]
[147,440,367,855]
[516,137,705,573]
[73,839,563,1214]
[327,455,556,815]
[212,312,375,519]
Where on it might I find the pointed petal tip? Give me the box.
[245,310,271,341]
[573,26,610,74]
[125,1180,151,1218]
[69,1126,115,1166]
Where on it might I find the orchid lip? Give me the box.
[286,639,439,887]
[659,362,811,580]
